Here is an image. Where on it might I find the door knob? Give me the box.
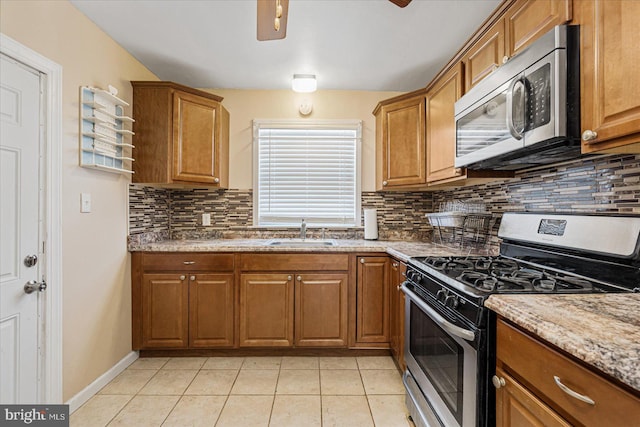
[24,255,38,267]
[24,279,47,294]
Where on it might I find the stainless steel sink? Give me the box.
[264,238,338,247]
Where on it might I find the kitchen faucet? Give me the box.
[300,219,307,239]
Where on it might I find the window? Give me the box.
[253,120,362,227]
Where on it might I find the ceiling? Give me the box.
[70,0,501,92]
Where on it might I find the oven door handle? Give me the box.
[401,282,476,342]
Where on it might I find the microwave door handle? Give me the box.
[507,76,526,140]
[400,282,476,342]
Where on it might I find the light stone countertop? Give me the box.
[128,238,491,262]
[485,293,640,392]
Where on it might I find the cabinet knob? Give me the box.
[180,275,186,281]
[502,55,509,64]
[190,275,196,281]
[287,275,292,281]
[382,180,388,187]
[397,285,401,291]
[360,258,365,264]
[296,275,302,281]
[581,129,598,142]
[392,262,399,268]
[492,375,506,389]
[454,168,463,175]
[213,177,220,183]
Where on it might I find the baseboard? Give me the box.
[66,351,138,414]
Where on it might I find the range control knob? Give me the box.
[444,294,459,309]
[435,289,448,303]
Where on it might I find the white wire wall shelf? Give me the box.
[79,86,135,174]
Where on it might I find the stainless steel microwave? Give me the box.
[454,25,581,170]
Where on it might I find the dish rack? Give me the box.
[79,85,135,174]
[426,202,493,249]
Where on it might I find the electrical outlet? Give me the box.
[80,193,91,213]
[202,213,211,226]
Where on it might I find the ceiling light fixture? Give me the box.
[292,74,317,93]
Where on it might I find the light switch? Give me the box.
[80,193,91,213]
[202,213,211,226]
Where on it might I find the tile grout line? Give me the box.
[103,363,163,426]
[158,358,206,426]
[213,357,244,427]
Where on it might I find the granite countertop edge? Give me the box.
[485,294,640,393]
[128,238,488,261]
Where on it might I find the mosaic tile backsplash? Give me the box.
[129,154,640,244]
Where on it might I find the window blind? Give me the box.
[253,120,361,227]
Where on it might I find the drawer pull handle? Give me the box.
[553,376,595,405]
[183,261,196,265]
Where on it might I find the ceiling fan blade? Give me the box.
[257,0,289,41]
[389,0,412,7]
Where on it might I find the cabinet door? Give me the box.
[426,63,465,183]
[464,18,505,90]
[141,274,188,348]
[580,0,640,152]
[379,95,427,189]
[172,90,222,184]
[239,274,294,347]
[504,0,572,57]
[295,273,348,347]
[189,274,234,348]
[495,368,571,427]
[389,261,406,370]
[356,257,390,344]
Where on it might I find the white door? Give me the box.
[0,54,44,403]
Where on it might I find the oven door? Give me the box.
[402,283,478,427]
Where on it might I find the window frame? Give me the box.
[252,119,362,228]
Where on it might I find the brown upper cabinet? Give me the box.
[374,91,427,190]
[131,81,229,187]
[504,0,572,58]
[463,18,505,91]
[426,63,465,183]
[578,0,640,153]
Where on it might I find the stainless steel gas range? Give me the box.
[401,212,640,427]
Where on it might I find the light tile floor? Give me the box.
[70,356,411,427]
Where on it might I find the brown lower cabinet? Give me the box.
[189,274,234,348]
[495,318,640,426]
[388,259,406,370]
[239,273,294,347]
[133,252,393,352]
[239,272,349,348]
[355,256,390,345]
[141,274,189,349]
[140,273,234,349]
[132,252,235,350]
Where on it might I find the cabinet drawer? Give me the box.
[239,254,349,271]
[497,319,640,426]
[142,253,234,271]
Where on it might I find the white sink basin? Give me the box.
[264,238,338,247]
